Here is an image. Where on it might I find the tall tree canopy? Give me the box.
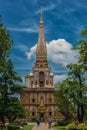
[55,82,75,121]
[66,63,87,123]
[0,18,25,123]
[55,27,87,123]
[77,26,87,71]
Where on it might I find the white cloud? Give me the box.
[8,26,38,33]
[54,74,67,83]
[26,39,78,67]
[14,44,28,52]
[8,23,48,34]
[26,45,37,59]
[47,39,78,66]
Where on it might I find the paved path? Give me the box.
[32,123,54,130]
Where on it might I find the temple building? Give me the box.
[21,4,64,120]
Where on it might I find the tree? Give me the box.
[65,64,87,123]
[0,17,13,123]
[55,63,87,123]
[55,27,87,123]
[0,17,13,73]
[76,26,87,71]
[6,98,26,122]
[55,82,75,121]
[0,17,25,123]
[0,94,5,122]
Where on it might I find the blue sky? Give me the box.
[0,0,87,83]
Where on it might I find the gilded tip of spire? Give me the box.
[40,0,43,22]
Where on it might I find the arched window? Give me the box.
[39,71,45,87]
[32,112,35,116]
[32,108,36,116]
[48,108,52,116]
[32,99,35,103]
[32,95,35,103]
[49,112,52,116]
[39,72,44,80]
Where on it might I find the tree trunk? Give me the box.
[65,106,70,121]
[0,113,5,124]
[78,75,84,123]
[77,105,84,123]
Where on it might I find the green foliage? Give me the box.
[67,64,87,123]
[66,63,86,104]
[76,27,87,70]
[0,95,4,112]
[6,98,26,121]
[66,123,79,130]
[56,120,71,126]
[66,123,87,130]
[55,64,87,122]
[55,81,76,121]
[7,122,19,130]
[0,17,25,123]
[53,126,65,130]
[0,18,13,72]
[0,59,23,95]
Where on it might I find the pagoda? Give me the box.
[21,2,64,120]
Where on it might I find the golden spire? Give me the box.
[35,0,48,67]
[40,0,43,23]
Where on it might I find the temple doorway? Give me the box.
[39,113,44,122]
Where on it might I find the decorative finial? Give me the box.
[40,0,43,22]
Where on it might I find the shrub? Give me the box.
[78,123,87,130]
[20,122,27,126]
[66,123,79,130]
[66,123,87,130]
[54,120,70,126]
[7,122,19,130]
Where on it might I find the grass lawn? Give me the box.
[0,125,34,130]
[53,126,66,130]
[23,125,34,130]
